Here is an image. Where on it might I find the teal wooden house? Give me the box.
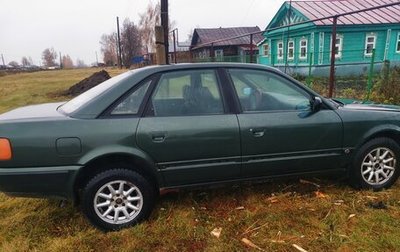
[258,0,400,76]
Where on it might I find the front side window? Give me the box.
[277,41,284,59]
[299,39,308,59]
[229,69,311,112]
[149,70,224,116]
[288,40,295,60]
[396,33,400,53]
[365,34,376,56]
[111,80,151,115]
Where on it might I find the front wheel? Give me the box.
[82,168,155,231]
[351,137,400,190]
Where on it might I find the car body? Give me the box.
[0,63,399,230]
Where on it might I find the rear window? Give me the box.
[58,71,133,114]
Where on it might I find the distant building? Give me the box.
[190,27,264,63]
[258,0,400,76]
[168,40,191,63]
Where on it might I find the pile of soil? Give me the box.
[64,70,111,96]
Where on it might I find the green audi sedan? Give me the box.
[0,63,399,230]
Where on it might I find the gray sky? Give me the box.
[0,0,285,66]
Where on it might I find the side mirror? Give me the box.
[312,96,322,112]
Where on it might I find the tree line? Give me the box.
[8,2,169,69]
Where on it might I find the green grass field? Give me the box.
[0,68,399,252]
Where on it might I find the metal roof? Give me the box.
[191,27,264,48]
[290,0,400,25]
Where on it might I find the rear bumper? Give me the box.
[0,166,81,199]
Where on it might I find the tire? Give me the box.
[81,168,156,231]
[351,137,400,190]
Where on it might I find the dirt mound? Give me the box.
[65,70,111,96]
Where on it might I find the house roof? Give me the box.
[289,0,400,26]
[191,27,264,48]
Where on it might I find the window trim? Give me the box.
[396,32,400,53]
[365,33,376,56]
[299,38,308,60]
[263,43,269,57]
[277,41,284,60]
[287,40,295,60]
[215,49,224,58]
[330,34,343,59]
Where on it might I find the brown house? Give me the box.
[190,27,264,62]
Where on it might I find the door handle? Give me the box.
[249,128,265,137]
[151,133,166,143]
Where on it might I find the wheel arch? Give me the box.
[358,125,400,150]
[73,150,162,204]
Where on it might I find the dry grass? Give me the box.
[0,68,399,251]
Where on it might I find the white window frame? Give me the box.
[330,35,343,59]
[287,40,295,60]
[277,41,284,60]
[263,43,269,57]
[299,38,308,60]
[365,33,376,56]
[215,49,224,59]
[396,32,400,53]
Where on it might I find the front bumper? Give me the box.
[0,166,81,199]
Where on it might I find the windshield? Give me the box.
[58,71,133,114]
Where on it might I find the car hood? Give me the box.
[0,102,67,121]
[340,103,400,112]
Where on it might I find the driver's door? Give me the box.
[228,68,343,177]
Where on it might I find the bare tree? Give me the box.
[121,18,142,68]
[100,33,118,66]
[76,59,86,68]
[139,2,160,54]
[62,55,74,69]
[42,48,57,67]
[21,57,31,67]
[138,2,176,54]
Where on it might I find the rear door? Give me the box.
[227,68,343,177]
[136,69,241,186]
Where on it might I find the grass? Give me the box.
[0,68,400,252]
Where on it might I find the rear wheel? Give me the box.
[351,137,400,190]
[82,168,155,231]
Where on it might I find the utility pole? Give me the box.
[328,16,338,98]
[116,16,123,69]
[161,0,169,64]
[59,52,62,69]
[95,51,99,66]
[172,29,177,63]
[1,54,5,66]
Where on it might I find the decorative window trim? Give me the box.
[215,49,224,58]
[330,34,343,59]
[364,33,376,56]
[287,40,295,60]
[263,43,269,57]
[299,38,308,60]
[396,32,400,53]
[277,41,284,60]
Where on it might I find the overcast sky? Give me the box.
[0,0,285,66]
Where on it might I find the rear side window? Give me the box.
[149,70,224,116]
[111,80,151,115]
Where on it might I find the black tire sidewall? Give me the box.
[352,137,400,190]
[82,169,155,231]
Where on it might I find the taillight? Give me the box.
[0,138,12,160]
